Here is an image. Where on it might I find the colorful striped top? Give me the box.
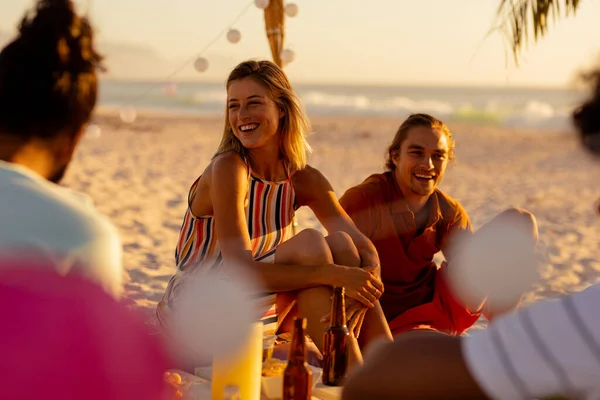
[158,156,296,334]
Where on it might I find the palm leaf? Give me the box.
[494,0,581,65]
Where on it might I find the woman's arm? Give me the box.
[293,166,381,273]
[210,153,380,306]
[210,153,333,292]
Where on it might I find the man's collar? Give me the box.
[0,160,47,184]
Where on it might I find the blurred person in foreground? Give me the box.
[0,0,123,298]
[341,72,600,399]
[0,263,172,400]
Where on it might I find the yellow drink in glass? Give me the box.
[212,322,263,400]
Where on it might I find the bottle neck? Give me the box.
[330,288,346,327]
[289,323,307,363]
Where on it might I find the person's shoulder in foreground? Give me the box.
[0,263,171,400]
[0,0,123,298]
[463,283,600,400]
[0,161,123,298]
[341,284,600,400]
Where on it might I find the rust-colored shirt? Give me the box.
[339,172,472,322]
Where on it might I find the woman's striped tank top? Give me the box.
[158,155,296,334]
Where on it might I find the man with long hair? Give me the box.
[342,72,600,400]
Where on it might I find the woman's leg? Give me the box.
[274,228,363,369]
[324,232,393,349]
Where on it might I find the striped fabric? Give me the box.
[158,157,296,334]
[462,284,600,400]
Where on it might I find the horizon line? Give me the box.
[99,76,580,91]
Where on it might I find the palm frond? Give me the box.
[494,0,581,65]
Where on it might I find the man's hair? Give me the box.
[0,0,104,141]
[385,113,455,171]
[573,67,600,156]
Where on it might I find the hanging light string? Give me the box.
[117,0,255,109]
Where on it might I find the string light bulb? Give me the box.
[194,57,209,73]
[280,48,296,65]
[284,3,298,17]
[254,0,270,10]
[226,28,242,44]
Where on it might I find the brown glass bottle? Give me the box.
[322,286,349,386]
[283,317,312,400]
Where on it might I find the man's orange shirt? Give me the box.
[340,172,473,324]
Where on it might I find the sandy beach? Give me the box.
[65,108,600,329]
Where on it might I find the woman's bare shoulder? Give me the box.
[195,152,247,194]
[191,152,248,215]
[207,151,247,178]
[291,165,333,206]
[291,164,325,184]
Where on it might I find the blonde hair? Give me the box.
[385,113,455,171]
[213,59,312,173]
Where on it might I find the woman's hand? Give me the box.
[332,264,383,308]
[330,265,383,308]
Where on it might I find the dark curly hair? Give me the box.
[573,68,600,156]
[0,0,104,141]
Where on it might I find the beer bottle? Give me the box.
[283,317,312,400]
[322,286,349,386]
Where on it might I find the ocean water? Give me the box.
[99,80,588,132]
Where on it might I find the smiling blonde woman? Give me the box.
[157,60,392,369]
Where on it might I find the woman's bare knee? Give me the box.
[326,231,360,267]
[276,228,333,265]
[326,231,354,248]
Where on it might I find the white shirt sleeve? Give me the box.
[69,216,124,299]
[462,284,600,400]
[57,190,125,299]
[0,164,125,299]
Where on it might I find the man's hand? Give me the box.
[349,305,368,337]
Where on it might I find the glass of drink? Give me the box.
[263,333,277,362]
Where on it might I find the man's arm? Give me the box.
[341,331,489,400]
[342,284,600,400]
[440,202,492,315]
[339,186,377,241]
[440,202,474,265]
